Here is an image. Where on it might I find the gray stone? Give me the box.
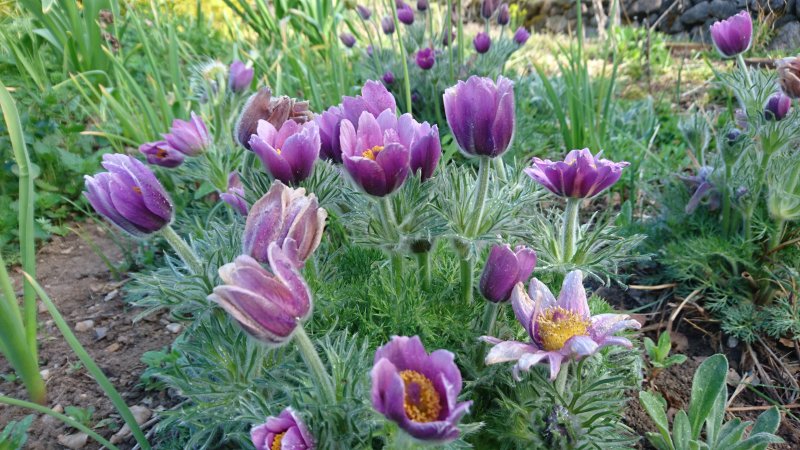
[735,0,748,7]
[775,14,798,28]
[769,0,786,11]
[546,15,569,33]
[710,0,739,18]
[681,1,712,25]
[768,21,800,51]
[630,0,663,15]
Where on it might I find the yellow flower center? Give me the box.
[362,145,384,160]
[399,369,442,423]
[132,186,142,194]
[537,307,590,351]
[271,432,285,450]
[156,148,168,158]
[275,147,282,155]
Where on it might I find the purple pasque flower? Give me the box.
[210,244,312,346]
[481,0,496,19]
[340,80,398,125]
[513,26,530,45]
[356,4,372,19]
[479,244,537,303]
[220,171,248,216]
[235,88,315,150]
[474,32,491,54]
[442,29,456,47]
[316,106,346,163]
[443,75,515,158]
[409,121,441,181]
[397,5,415,24]
[340,110,411,196]
[482,270,641,380]
[678,166,719,214]
[382,70,395,85]
[381,15,395,34]
[371,336,472,443]
[497,3,510,25]
[764,92,792,121]
[243,180,327,268]
[84,154,173,238]
[138,140,184,168]
[340,32,356,48]
[524,148,629,199]
[709,10,752,58]
[417,0,428,11]
[163,112,210,156]
[228,60,254,93]
[252,407,315,450]
[249,119,321,185]
[416,48,435,70]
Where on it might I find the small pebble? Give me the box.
[58,432,88,449]
[104,290,119,302]
[105,342,121,353]
[166,323,182,334]
[75,320,94,332]
[95,327,108,340]
[40,369,51,380]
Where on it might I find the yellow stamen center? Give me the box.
[537,307,590,351]
[362,145,384,160]
[275,147,282,155]
[399,370,442,423]
[156,148,168,158]
[132,186,142,194]
[271,432,285,450]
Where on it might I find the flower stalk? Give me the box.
[293,323,336,404]
[469,157,491,238]
[481,301,500,336]
[389,0,412,113]
[561,198,581,262]
[460,255,474,305]
[160,225,204,275]
[736,54,753,89]
[416,251,432,291]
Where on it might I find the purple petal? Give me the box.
[557,270,589,319]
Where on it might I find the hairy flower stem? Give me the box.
[416,252,432,291]
[469,157,491,238]
[493,157,508,183]
[555,360,571,398]
[389,0,413,114]
[736,54,753,89]
[480,301,500,336]
[771,219,786,250]
[561,198,581,263]
[721,164,733,237]
[160,225,204,275]
[293,323,336,404]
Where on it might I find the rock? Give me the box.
[53,404,64,413]
[105,342,121,353]
[769,0,786,10]
[110,406,152,444]
[726,368,742,386]
[546,15,569,33]
[769,21,800,51]
[75,319,94,332]
[710,0,738,18]
[775,13,798,28]
[630,0,663,15]
[94,326,108,340]
[58,432,88,449]
[103,289,119,302]
[40,368,51,380]
[681,1,712,25]
[166,323,182,334]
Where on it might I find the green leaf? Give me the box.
[728,433,784,450]
[640,391,673,449]
[673,410,692,450]
[644,337,657,359]
[645,432,674,450]
[688,354,728,439]
[705,385,726,446]
[665,354,688,366]
[715,418,749,448]
[750,407,781,450]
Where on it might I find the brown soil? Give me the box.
[0,224,175,449]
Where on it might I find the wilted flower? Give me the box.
[356,4,372,19]
[220,171,248,216]
[210,245,312,346]
[709,10,752,58]
[776,56,800,99]
[416,48,435,70]
[243,180,327,268]
[525,148,629,198]
[235,88,314,150]
[497,3,510,25]
[443,75,515,158]
[382,70,395,85]
[163,112,210,156]
[474,32,491,54]
[397,5,414,24]
[138,140,184,168]
[513,26,530,45]
[84,154,173,237]
[251,407,315,450]
[371,336,472,443]
[381,15,395,34]
[481,0,495,19]
[479,244,537,303]
[417,0,428,11]
[228,60,254,93]
[765,92,792,121]
[340,32,356,48]
[482,270,641,380]
[678,166,719,214]
[249,120,321,185]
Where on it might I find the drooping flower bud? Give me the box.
[163,112,210,156]
[764,92,792,121]
[228,60,254,93]
[397,6,415,25]
[340,32,356,48]
[220,171,248,216]
[513,26,530,45]
[138,141,185,168]
[235,88,314,150]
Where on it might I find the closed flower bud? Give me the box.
[235,88,314,150]
[417,0,428,11]
[481,0,495,19]
[776,56,800,99]
[356,4,372,19]
[444,75,515,158]
[382,70,395,85]
[709,10,752,58]
[397,5,414,25]
[474,32,491,54]
[416,48,435,70]
[513,26,530,45]
[479,244,537,303]
[220,171,248,216]
[764,92,792,121]
[381,16,395,34]
[228,60,254,93]
[138,140,184,168]
[340,32,356,48]
[163,112,210,156]
[497,3,510,25]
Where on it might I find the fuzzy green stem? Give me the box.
[456,0,464,65]
[390,0,413,114]
[736,54,753,89]
[391,253,405,327]
[160,225,204,275]
[26,274,151,450]
[459,256,474,304]
[721,163,733,237]
[493,157,508,183]
[555,360,571,397]
[0,395,120,450]
[480,301,500,336]
[293,323,336,404]
[469,157,491,238]
[561,198,581,263]
[771,219,786,250]
[446,0,454,83]
[416,251,432,291]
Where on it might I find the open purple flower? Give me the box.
[138,140,184,168]
[249,119,321,185]
[474,32,491,54]
[765,92,792,121]
[340,80,397,125]
[252,407,315,450]
[397,5,414,25]
[229,60,254,93]
[84,154,173,238]
[220,171,248,216]
[513,27,530,45]
[443,75,515,158]
[340,32,356,48]
[243,180,327,268]
[371,336,472,443]
[416,48,435,70]
[524,148,629,198]
[210,244,312,346]
[479,244,537,303]
[163,112,210,156]
[710,10,752,58]
[482,270,641,380]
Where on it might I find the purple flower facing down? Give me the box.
[371,336,472,443]
[340,32,356,48]
[480,244,537,303]
[210,245,312,346]
[228,60,254,93]
[513,27,530,45]
[525,148,629,199]
[340,110,412,196]
[481,0,495,19]
[397,6,415,24]
[474,32,491,54]
[416,48,435,70]
[382,71,396,85]
[382,16,395,34]
[138,140,184,168]
[497,3,510,25]
[482,271,641,380]
[163,112,210,156]
[443,75,515,158]
[710,10,752,58]
[678,166,719,214]
[221,171,248,216]
[417,0,428,11]
[243,180,327,268]
[316,106,346,163]
[252,407,315,450]
[765,92,792,121]
[356,4,372,19]
[84,154,173,238]
[249,120,320,185]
